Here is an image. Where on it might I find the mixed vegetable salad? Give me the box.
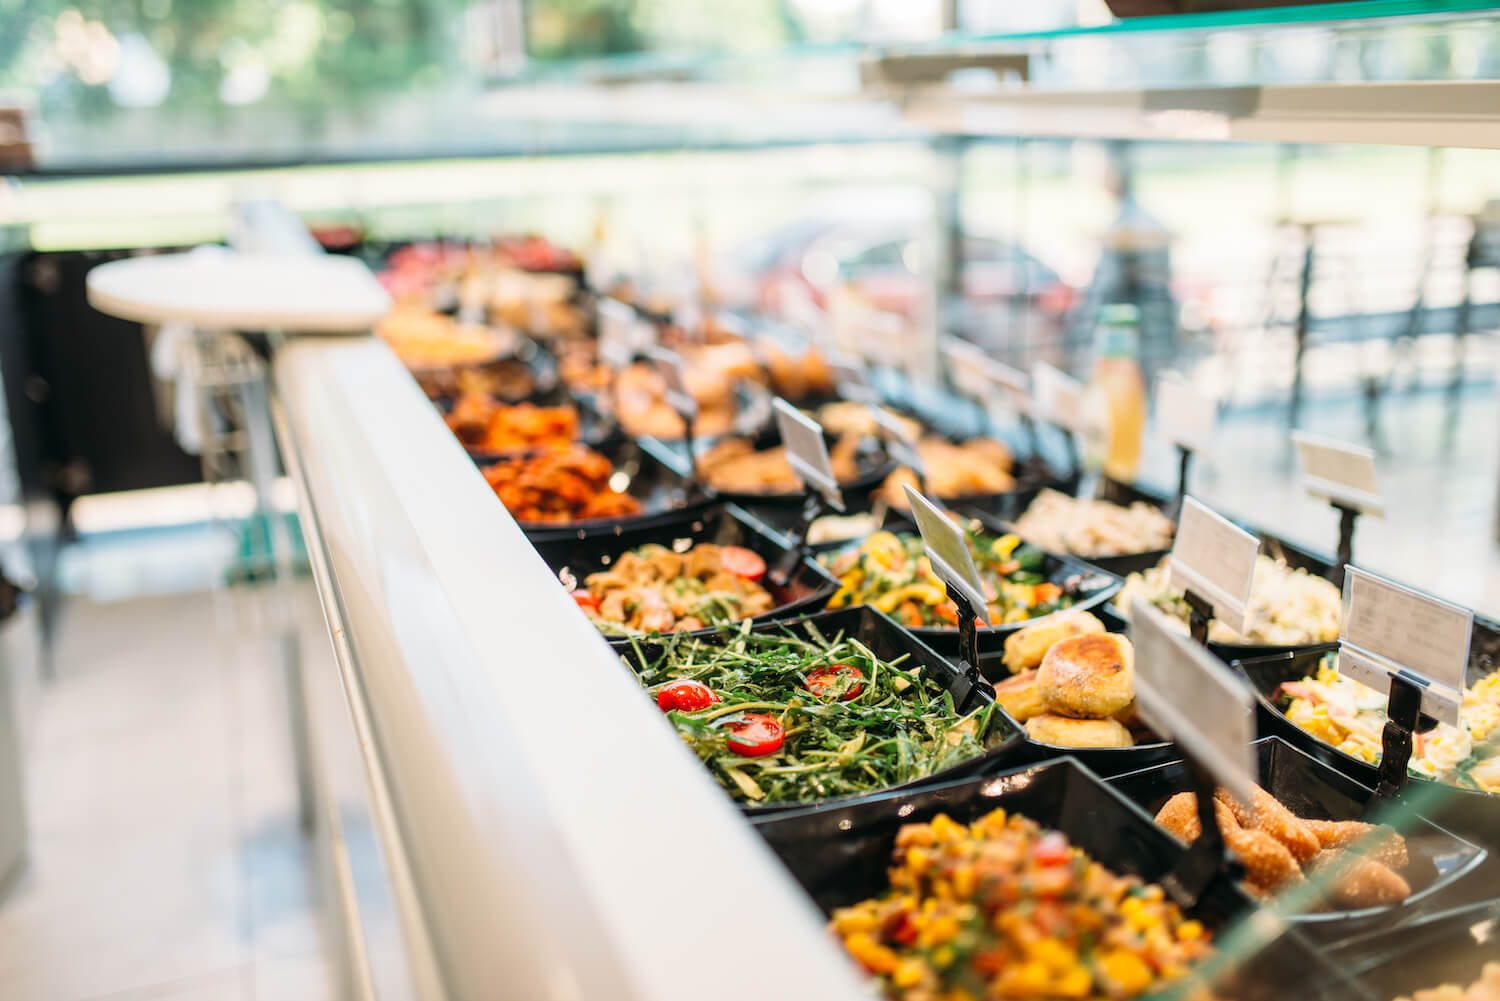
[831,809,1217,1000]
[628,620,996,805]
[1280,652,1500,793]
[820,528,1077,628]
[570,542,773,635]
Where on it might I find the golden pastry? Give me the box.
[1037,633,1136,719]
[1000,610,1105,674]
[993,670,1045,723]
[1025,713,1135,749]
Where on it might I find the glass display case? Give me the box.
[4,3,1500,999]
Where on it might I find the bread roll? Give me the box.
[993,670,1045,722]
[1037,633,1135,719]
[1001,610,1105,674]
[1025,713,1134,748]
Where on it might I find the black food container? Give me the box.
[1328,899,1500,999]
[1234,625,1500,847]
[753,758,1371,1001]
[973,614,1177,777]
[614,606,1027,814]
[532,503,838,646]
[1108,736,1486,942]
[484,438,711,542]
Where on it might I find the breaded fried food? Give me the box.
[1037,633,1136,718]
[1026,713,1134,748]
[1309,850,1412,909]
[1215,785,1321,863]
[1304,819,1409,871]
[1154,792,1240,843]
[1001,610,1105,673]
[993,670,1045,722]
[1227,827,1304,892]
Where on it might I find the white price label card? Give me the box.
[940,336,994,403]
[828,350,878,405]
[1168,496,1259,637]
[597,298,636,369]
[1130,598,1257,807]
[1031,362,1087,433]
[1157,377,1216,453]
[1339,567,1470,726]
[1292,432,1384,518]
[645,346,698,420]
[868,405,924,474]
[903,485,991,626]
[773,398,844,511]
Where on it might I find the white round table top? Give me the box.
[86,247,392,334]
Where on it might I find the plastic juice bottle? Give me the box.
[1085,303,1147,482]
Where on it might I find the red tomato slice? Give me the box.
[725,713,785,757]
[571,590,600,611]
[1032,830,1072,866]
[805,663,866,701]
[719,545,767,581]
[656,680,719,713]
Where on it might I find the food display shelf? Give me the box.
[271,336,869,1001]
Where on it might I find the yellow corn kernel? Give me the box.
[1099,949,1154,996]
[893,959,926,989]
[1009,961,1052,995]
[1177,920,1204,941]
[951,865,977,900]
[844,933,899,975]
[919,915,961,948]
[1053,966,1093,998]
[832,909,877,935]
[930,813,964,842]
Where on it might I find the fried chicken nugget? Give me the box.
[1154,792,1241,843]
[1303,819,1410,871]
[1226,827,1304,892]
[1215,785,1321,863]
[1309,850,1412,909]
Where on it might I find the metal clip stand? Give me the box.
[1170,445,1195,521]
[1330,503,1359,590]
[772,487,833,584]
[943,582,997,712]
[1368,672,1437,810]
[1183,588,1214,647]
[1161,758,1245,909]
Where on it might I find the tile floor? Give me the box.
[0,578,334,1001]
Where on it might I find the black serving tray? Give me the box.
[532,503,838,645]
[1108,736,1486,942]
[1328,898,1500,998]
[483,438,712,542]
[614,606,1028,814]
[972,614,1177,778]
[752,758,1372,1001]
[641,422,896,507]
[1235,630,1500,847]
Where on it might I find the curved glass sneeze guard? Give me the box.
[3,0,1500,172]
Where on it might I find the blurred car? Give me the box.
[718,217,1075,348]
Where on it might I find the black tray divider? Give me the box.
[945,578,996,712]
[1371,672,1439,810]
[1162,757,1245,909]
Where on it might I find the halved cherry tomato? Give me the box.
[725,713,785,757]
[805,663,866,701]
[656,680,720,712]
[1032,830,1072,866]
[719,545,767,581]
[571,590,600,612]
[1033,582,1063,604]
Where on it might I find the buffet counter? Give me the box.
[271,336,868,1001]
